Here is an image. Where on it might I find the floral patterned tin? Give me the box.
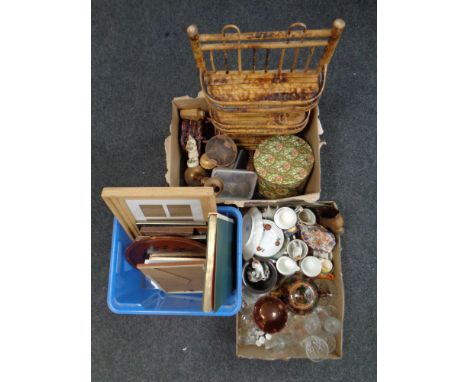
[253,135,314,199]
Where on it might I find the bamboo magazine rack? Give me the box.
[187,19,345,149]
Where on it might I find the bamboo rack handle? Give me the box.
[187,25,206,71]
[287,22,307,35]
[221,24,241,35]
[318,18,345,71]
[287,22,307,73]
[222,24,242,73]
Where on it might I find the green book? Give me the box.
[213,213,235,311]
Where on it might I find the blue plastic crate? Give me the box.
[107,205,242,316]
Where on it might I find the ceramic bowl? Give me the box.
[242,259,278,294]
[253,295,288,334]
[300,256,322,278]
[274,207,298,230]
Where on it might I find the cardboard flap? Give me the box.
[101,187,217,240]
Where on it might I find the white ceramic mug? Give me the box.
[287,239,309,261]
[295,206,316,226]
[274,207,297,230]
[276,256,300,276]
[300,256,322,278]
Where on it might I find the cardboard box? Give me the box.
[235,201,345,361]
[165,94,324,207]
[164,95,344,359]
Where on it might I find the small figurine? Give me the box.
[186,134,199,168]
[248,259,270,283]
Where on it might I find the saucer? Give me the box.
[242,207,264,260]
[254,219,284,258]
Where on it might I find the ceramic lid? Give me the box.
[253,135,314,186]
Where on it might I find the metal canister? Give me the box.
[253,135,314,199]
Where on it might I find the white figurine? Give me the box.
[186,135,199,168]
[248,259,269,283]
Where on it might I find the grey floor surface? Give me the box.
[92,0,376,380]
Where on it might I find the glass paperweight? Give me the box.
[323,316,341,335]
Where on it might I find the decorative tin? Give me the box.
[253,135,314,199]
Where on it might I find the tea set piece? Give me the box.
[273,206,297,230]
[295,206,316,226]
[242,258,278,294]
[242,207,263,260]
[300,256,322,278]
[276,256,300,276]
[278,274,320,315]
[320,259,333,274]
[253,295,288,334]
[287,239,309,261]
[254,219,284,258]
[300,223,337,254]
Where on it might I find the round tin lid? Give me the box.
[253,135,314,186]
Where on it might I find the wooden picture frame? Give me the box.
[101,187,217,240]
